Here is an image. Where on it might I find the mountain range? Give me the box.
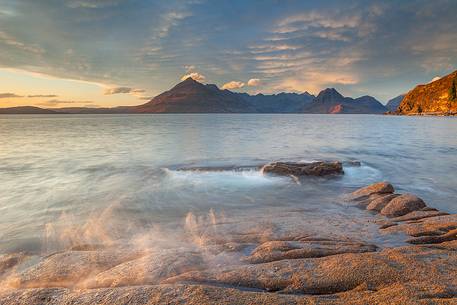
[0,77,388,114]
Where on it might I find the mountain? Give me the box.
[385,94,405,112]
[0,106,60,114]
[239,92,314,113]
[0,79,388,114]
[303,88,387,114]
[397,70,457,115]
[134,78,254,113]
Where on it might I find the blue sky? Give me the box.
[0,0,456,107]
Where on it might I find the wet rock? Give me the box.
[8,250,143,289]
[380,194,427,218]
[245,240,377,264]
[348,181,394,201]
[0,253,26,276]
[261,161,343,177]
[391,210,448,222]
[0,284,323,305]
[83,250,205,288]
[366,194,399,212]
[166,246,457,295]
[407,229,457,244]
[383,214,457,238]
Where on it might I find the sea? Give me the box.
[1,114,457,254]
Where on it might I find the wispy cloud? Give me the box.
[0,93,22,98]
[28,94,58,98]
[37,99,94,107]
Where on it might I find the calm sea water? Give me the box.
[1,114,457,254]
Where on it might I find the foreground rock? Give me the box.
[262,161,343,177]
[348,181,394,201]
[380,194,427,217]
[166,246,457,296]
[1,181,457,304]
[244,239,377,264]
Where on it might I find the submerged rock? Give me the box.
[261,161,343,177]
[380,194,427,218]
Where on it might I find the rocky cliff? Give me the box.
[397,70,457,115]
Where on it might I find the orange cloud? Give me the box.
[222,81,245,90]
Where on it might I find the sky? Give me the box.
[0,0,456,108]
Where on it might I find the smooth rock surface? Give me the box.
[366,194,399,212]
[348,181,394,200]
[245,240,377,264]
[380,194,427,217]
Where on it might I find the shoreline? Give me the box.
[0,179,456,304]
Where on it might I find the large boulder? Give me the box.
[380,194,426,218]
[348,182,394,200]
[261,161,343,176]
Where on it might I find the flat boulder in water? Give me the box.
[262,161,343,177]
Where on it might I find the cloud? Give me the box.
[65,0,123,9]
[0,31,44,55]
[181,72,206,82]
[28,94,58,98]
[104,87,145,95]
[0,93,22,98]
[274,71,359,94]
[222,81,245,90]
[247,79,261,86]
[430,76,441,83]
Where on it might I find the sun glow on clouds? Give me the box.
[181,72,206,82]
[0,68,142,107]
[222,81,244,90]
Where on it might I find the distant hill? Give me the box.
[303,88,387,114]
[241,92,314,113]
[397,70,457,115]
[0,106,59,114]
[386,95,405,112]
[0,78,389,114]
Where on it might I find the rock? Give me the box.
[0,253,26,276]
[244,240,377,264]
[407,229,457,245]
[82,250,205,288]
[0,285,316,305]
[261,161,343,176]
[383,214,457,238]
[366,194,399,212]
[7,250,143,289]
[165,246,457,296]
[391,210,449,222]
[348,181,394,200]
[380,194,427,218]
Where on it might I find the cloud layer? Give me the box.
[0,0,456,103]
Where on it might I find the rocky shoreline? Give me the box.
[0,180,456,304]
